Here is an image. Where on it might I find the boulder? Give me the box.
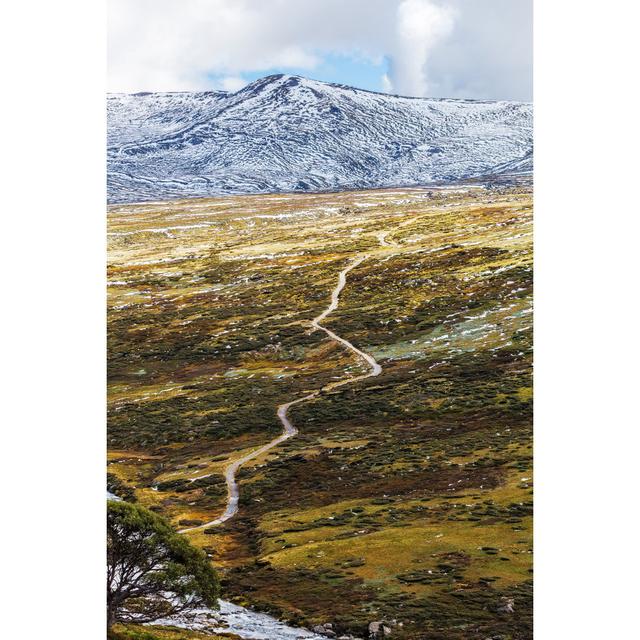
[312,622,336,637]
[497,597,515,614]
[368,621,393,638]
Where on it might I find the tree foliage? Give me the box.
[107,500,219,631]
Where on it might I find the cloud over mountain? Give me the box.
[108,0,531,101]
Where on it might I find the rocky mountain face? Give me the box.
[107,74,532,203]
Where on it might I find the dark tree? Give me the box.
[107,500,219,634]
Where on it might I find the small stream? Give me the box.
[108,494,332,639]
[152,600,331,639]
[179,253,381,535]
[107,256,379,639]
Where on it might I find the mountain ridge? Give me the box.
[108,74,532,204]
[110,73,529,104]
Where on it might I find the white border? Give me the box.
[3,1,639,637]
[535,1,639,637]
[3,0,105,636]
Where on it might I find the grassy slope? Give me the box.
[111,624,237,639]
[108,184,532,639]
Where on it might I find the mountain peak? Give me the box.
[107,79,533,203]
[239,73,316,97]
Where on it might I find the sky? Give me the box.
[108,0,532,101]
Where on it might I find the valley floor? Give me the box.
[107,183,533,639]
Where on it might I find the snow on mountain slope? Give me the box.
[107,74,532,204]
[107,90,229,147]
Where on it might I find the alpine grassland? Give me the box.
[108,181,532,639]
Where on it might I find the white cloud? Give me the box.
[391,0,456,97]
[219,76,248,92]
[108,0,531,101]
[381,73,393,94]
[423,0,533,101]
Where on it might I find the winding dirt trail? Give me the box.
[179,252,381,533]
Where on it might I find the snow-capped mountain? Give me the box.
[107,74,532,204]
